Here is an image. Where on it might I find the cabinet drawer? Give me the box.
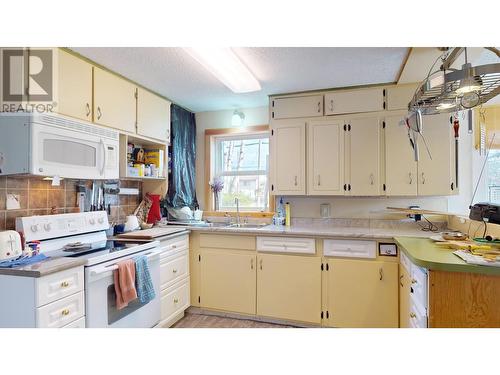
[400,251,411,273]
[409,298,427,328]
[256,236,315,254]
[36,266,84,307]
[410,265,427,310]
[159,235,189,258]
[323,239,376,259]
[62,316,86,328]
[200,234,255,250]
[160,280,190,322]
[271,95,323,119]
[36,291,85,328]
[160,250,189,288]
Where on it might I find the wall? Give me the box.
[0,176,142,231]
[194,106,269,209]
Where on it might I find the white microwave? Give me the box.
[0,113,119,180]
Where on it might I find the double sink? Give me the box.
[207,222,268,229]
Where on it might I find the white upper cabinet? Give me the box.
[93,66,137,134]
[385,113,418,196]
[417,113,456,196]
[56,49,93,122]
[346,116,382,196]
[136,87,171,143]
[386,83,419,111]
[271,95,323,119]
[324,88,384,115]
[307,120,345,195]
[271,120,306,195]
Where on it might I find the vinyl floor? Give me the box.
[172,312,295,328]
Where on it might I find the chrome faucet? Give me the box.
[235,197,241,226]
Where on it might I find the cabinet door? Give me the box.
[386,83,418,111]
[271,95,323,119]
[271,120,306,194]
[399,263,411,328]
[200,249,256,315]
[417,113,455,196]
[347,116,381,196]
[93,67,137,133]
[307,120,345,195]
[137,87,171,143]
[257,253,321,324]
[56,49,93,121]
[325,88,384,115]
[325,259,398,328]
[385,113,418,196]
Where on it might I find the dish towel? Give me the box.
[134,255,156,304]
[0,254,48,268]
[113,259,138,310]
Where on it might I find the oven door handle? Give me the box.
[89,249,161,276]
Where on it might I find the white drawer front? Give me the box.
[159,235,189,258]
[400,251,411,273]
[62,316,86,328]
[36,291,85,328]
[323,239,376,259]
[256,236,315,254]
[410,265,427,310]
[36,266,84,307]
[160,250,189,288]
[160,280,190,322]
[409,299,427,328]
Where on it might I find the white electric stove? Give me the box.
[16,212,162,328]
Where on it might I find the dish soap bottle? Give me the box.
[285,202,291,227]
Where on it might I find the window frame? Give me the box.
[204,125,274,217]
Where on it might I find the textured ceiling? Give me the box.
[71,47,409,112]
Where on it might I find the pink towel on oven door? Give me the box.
[113,259,138,310]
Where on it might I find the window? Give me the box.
[211,131,270,211]
[487,150,500,204]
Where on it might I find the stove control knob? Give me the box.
[44,223,52,231]
[31,224,39,233]
[89,218,96,225]
[98,217,104,224]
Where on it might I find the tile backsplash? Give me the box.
[0,176,142,231]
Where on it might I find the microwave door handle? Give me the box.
[100,139,106,176]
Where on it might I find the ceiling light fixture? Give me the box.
[184,47,261,93]
[231,110,245,127]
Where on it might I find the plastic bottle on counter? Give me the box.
[285,202,291,227]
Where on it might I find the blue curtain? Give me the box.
[166,104,198,209]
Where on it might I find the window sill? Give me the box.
[203,211,275,219]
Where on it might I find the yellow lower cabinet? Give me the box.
[325,258,398,328]
[200,249,256,315]
[399,263,411,328]
[257,253,321,324]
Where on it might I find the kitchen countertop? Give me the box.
[0,257,86,278]
[184,224,434,240]
[395,237,500,276]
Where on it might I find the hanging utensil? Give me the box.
[453,113,460,189]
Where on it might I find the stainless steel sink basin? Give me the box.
[206,222,267,229]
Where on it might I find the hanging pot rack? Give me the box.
[408,47,500,115]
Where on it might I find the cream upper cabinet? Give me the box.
[137,87,171,143]
[93,67,137,133]
[346,116,382,196]
[200,249,256,315]
[324,258,398,328]
[271,95,323,119]
[324,88,384,115]
[385,113,418,196]
[307,120,345,195]
[257,253,321,324]
[399,263,411,328]
[271,120,306,195]
[56,49,93,122]
[417,113,456,195]
[386,83,418,111]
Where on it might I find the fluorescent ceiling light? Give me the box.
[184,47,261,93]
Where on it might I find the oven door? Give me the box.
[84,248,161,328]
[30,122,118,180]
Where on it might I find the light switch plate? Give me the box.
[6,193,21,210]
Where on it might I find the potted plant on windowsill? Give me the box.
[209,177,224,211]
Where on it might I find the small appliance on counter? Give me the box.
[0,231,23,262]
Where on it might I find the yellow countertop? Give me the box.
[394,237,500,276]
